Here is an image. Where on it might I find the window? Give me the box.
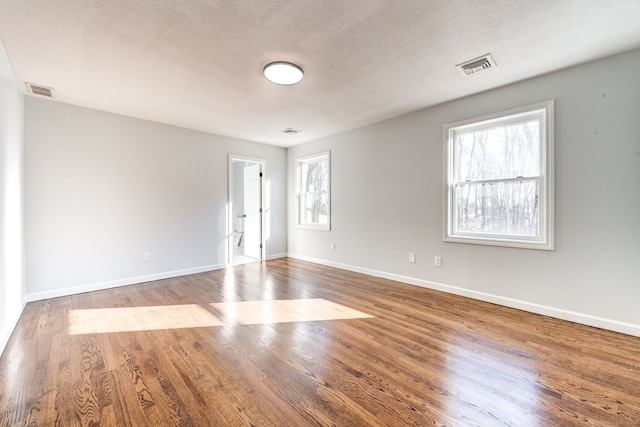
[297,151,330,230]
[444,100,554,250]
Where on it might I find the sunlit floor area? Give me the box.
[1,258,639,426]
[232,247,260,265]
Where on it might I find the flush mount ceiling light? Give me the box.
[263,61,304,85]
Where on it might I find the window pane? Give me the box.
[454,180,539,237]
[302,160,329,193]
[299,192,329,225]
[455,121,540,181]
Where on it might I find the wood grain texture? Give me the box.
[1,258,639,426]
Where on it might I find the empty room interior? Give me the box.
[1,1,640,426]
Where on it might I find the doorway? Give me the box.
[228,156,266,265]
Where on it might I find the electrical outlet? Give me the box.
[434,256,442,267]
[330,243,336,251]
[143,251,151,262]
[409,252,416,263]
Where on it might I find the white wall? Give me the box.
[0,40,25,355]
[25,97,287,299]
[288,49,640,336]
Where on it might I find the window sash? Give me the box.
[452,117,542,182]
[452,178,542,240]
[299,192,329,226]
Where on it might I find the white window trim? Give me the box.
[443,100,555,250]
[296,151,331,231]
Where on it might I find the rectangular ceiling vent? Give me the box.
[456,54,496,76]
[26,82,54,98]
[281,128,302,135]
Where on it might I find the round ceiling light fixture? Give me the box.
[263,61,304,85]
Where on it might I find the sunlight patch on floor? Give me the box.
[68,299,372,334]
[68,304,224,334]
[211,298,373,325]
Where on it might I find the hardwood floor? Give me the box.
[1,258,639,426]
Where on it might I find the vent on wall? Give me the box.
[456,54,496,76]
[26,82,54,97]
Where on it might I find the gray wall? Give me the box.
[25,98,287,299]
[0,41,25,354]
[288,49,640,336]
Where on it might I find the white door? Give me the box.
[243,164,262,260]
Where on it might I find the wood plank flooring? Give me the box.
[1,257,639,426]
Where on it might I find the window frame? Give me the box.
[443,100,555,250]
[296,151,331,231]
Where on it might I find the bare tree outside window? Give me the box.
[444,101,554,250]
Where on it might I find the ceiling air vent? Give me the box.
[26,82,54,97]
[456,54,496,76]
[281,128,302,135]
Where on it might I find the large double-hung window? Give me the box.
[296,151,330,230]
[444,101,554,250]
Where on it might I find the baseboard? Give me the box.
[0,298,27,358]
[25,263,227,302]
[267,252,288,261]
[287,253,640,338]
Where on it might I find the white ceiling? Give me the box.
[1,1,639,147]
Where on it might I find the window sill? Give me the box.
[444,234,554,251]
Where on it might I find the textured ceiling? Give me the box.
[1,0,639,147]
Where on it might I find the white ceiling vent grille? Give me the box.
[456,54,496,76]
[26,82,54,97]
[281,128,302,135]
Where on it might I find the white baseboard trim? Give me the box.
[25,263,227,303]
[288,253,640,338]
[267,253,288,261]
[0,298,27,358]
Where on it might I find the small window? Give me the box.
[297,151,330,230]
[444,101,554,250]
